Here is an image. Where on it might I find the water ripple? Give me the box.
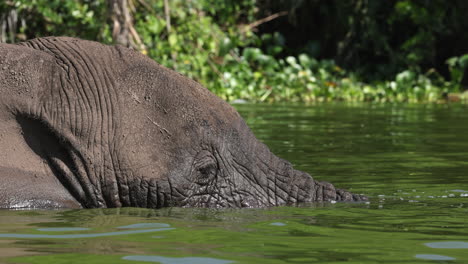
[415,254,455,261]
[0,227,174,239]
[270,222,287,226]
[425,241,468,249]
[37,227,91,232]
[117,223,171,229]
[123,255,234,264]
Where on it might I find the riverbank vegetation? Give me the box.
[1,0,467,103]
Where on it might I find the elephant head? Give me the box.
[0,37,366,209]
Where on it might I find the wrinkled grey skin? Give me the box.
[0,37,366,209]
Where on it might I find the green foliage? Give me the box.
[1,0,466,103]
[263,0,468,83]
[446,54,468,91]
[3,0,110,42]
[391,0,443,67]
[130,0,456,103]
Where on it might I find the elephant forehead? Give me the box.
[117,62,244,141]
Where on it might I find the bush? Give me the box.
[1,0,465,103]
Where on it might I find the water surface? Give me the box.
[1,103,467,263]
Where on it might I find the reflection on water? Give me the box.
[415,254,456,261]
[117,223,171,229]
[451,189,468,192]
[123,255,234,264]
[270,222,287,226]
[425,241,468,249]
[37,227,90,232]
[1,103,468,263]
[0,228,173,239]
[0,223,174,239]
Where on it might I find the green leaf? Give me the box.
[168,34,178,46]
[459,54,468,68]
[446,57,458,67]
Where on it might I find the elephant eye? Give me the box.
[193,151,218,185]
[198,163,216,176]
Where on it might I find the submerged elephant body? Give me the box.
[0,37,365,209]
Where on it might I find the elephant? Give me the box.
[0,37,366,209]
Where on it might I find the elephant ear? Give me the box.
[16,37,192,208]
[0,42,86,208]
[12,37,133,208]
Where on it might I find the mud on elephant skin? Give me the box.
[0,37,366,209]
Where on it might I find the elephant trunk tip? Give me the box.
[318,181,368,203]
[336,188,368,202]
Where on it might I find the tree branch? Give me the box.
[163,0,171,33]
[243,11,288,32]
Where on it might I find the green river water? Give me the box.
[0,103,467,264]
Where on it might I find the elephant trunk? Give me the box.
[243,134,367,206]
[265,159,367,205]
[312,180,367,202]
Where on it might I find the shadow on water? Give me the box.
[0,219,236,263]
